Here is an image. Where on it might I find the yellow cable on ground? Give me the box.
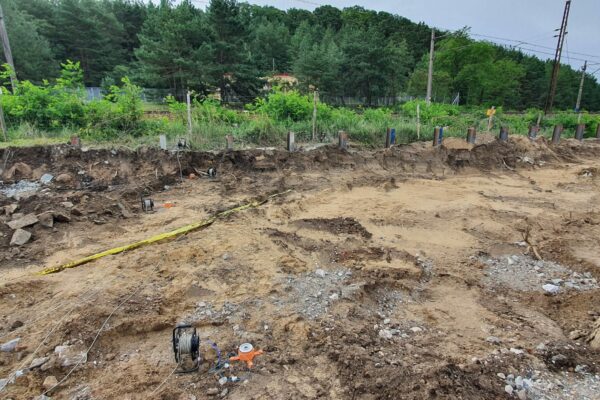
[38,190,292,275]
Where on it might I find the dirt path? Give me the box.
[0,139,599,399]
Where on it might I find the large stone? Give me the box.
[542,284,560,295]
[30,357,49,369]
[43,375,58,390]
[0,338,20,352]
[7,214,38,230]
[3,162,32,180]
[52,212,71,223]
[2,204,19,216]
[54,345,87,367]
[588,318,600,349]
[55,173,73,184]
[40,174,54,185]
[37,212,54,228]
[10,229,31,246]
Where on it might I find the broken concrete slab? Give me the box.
[54,345,87,367]
[7,213,39,230]
[10,229,32,246]
[2,203,19,216]
[52,212,71,223]
[37,212,54,228]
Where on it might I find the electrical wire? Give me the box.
[42,284,146,396]
[470,33,600,60]
[0,273,123,392]
[150,365,179,397]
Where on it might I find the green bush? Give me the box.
[248,89,333,122]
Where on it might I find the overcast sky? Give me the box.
[190,0,600,73]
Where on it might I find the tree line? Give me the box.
[1,0,599,110]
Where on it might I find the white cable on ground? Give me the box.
[0,275,120,341]
[42,284,146,396]
[0,275,121,392]
[149,365,179,397]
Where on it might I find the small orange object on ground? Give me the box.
[229,343,263,368]
[163,201,176,208]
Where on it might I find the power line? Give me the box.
[470,32,600,60]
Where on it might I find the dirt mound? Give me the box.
[294,217,373,238]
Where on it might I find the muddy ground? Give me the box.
[0,136,599,400]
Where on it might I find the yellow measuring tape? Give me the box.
[38,190,292,275]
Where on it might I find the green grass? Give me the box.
[2,100,599,150]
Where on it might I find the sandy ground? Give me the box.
[0,138,599,399]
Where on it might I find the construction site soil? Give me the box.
[0,135,600,399]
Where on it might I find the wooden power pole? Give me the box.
[544,0,571,114]
[575,60,587,112]
[0,4,17,93]
[426,29,435,105]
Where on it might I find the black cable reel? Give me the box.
[140,195,154,213]
[172,325,200,373]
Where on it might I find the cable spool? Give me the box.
[172,325,200,373]
[141,197,154,213]
[207,167,217,178]
[177,138,188,150]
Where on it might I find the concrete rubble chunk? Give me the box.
[30,357,50,369]
[52,212,71,223]
[378,329,393,339]
[486,336,501,344]
[40,174,54,184]
[0,338,20,352]
[7,214,39,230]
[37,212,54,228]
[54,345,87,367]
[10,229,32,246]
[2,204,18,216]
[588,318,600,349]
[542,284,560,295]
[568,329,585,340]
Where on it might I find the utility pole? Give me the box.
[575,60,587,112]
[312,89,318,141]
[426,29,435,105]
[0,4,16,93]
[544,0,571,114]
[0,88,7,142]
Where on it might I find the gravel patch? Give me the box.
[498,369,600,400]
[481,255,598,293]
[0,180,40,199]
[274,268,352,319]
